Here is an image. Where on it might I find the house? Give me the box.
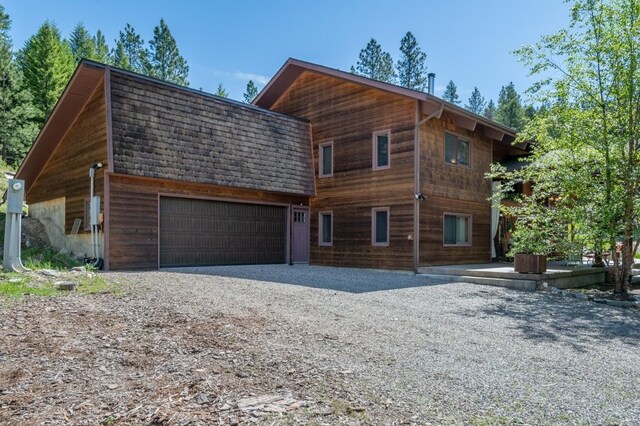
[254,59,527,270]
[15,58,527,271]
[15,61,314,270]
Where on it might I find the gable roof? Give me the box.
[108,68,314,196]
[16,60,315,197]
[254,58,520,146]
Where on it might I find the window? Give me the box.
[319,141,333,177]
[294,211,306,223]
[372,207,390,246]
[444,214,471,246]
[372,130,390,170]
[319,211,333,245]
[445,133,469,166]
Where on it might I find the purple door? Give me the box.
[291,207,310,263]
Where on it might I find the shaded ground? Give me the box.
[1,265,639,425]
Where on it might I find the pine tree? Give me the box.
[17,21,75,126]
[93,30,110,64]
[465,87,486,114]
[113,24,147,72]
[350,38,395,83]
[111,40,130,70]
[0,5,38,165]
[442,80,460,105]
[484,99,496,120]
[495,82,525,130]
[68,22,95,62]
[243,80,258,103]
[215,82,228,98]
[147,18,189,85]
[396,31,427,90]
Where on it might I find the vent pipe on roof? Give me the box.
[427,73,435,95]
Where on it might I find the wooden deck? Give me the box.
[417,262,607,291]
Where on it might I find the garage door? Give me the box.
[159,197,287,267]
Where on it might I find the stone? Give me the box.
[71,266,86,272]
[39,269,60,277]
[196,393,210,405]
[54,281,77,291]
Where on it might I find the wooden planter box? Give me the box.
[514,254,547,274]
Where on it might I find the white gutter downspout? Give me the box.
[413,103,444,273]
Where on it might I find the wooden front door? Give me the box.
[291,206,310,263]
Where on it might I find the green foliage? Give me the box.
[77,273,121,295]
[112,24,147,72]
[22,246,82,270]
[0,275,57,299]
[350,38,395,83]
[396,31,427,90]
[505,0,640,292]
[215,82,228,98]
[243,80,258,103]
[93,30,110,63]
[442,80,460,105]
[68,23,96,62]
[484,99,496,120]
[17,20,74,126]
[0,5,38,166]
[147,18,189,86]
[465,87,486,114]
[495,82,525,130]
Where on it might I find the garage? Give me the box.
[159,197,287,267]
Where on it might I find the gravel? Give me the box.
[2,264,639,424]
[113,264,640,424]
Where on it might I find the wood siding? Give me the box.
[419,111,493,265]
[27,82,108,233]
[270,71,416,270]
[107,173,307,270]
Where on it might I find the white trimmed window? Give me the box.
[372,207,390,246]
[443,214,471,246]
[319,211,333,246]
[372,130,390,170]
[445,132,469,166]
[319,141,333,177]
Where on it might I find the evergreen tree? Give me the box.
[0,5,38,165]
[215,82,228,98]
[243,80,258,103]
[484,99,496,120]
[93,30,110,64]
[147,18,189,85]
[350,38,395,83]
[495,82,525,130]
[111,40,130,70]
[114,24,147,72]
[17,21,75,126]
[68,22,95,62]
[465,87,486,114]
[524,104,537,121]
[442,80,460,104]
[396,31,427,90]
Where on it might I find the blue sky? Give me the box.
[3,0,571,103]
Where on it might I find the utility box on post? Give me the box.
[3,179,27,272]
[90,196,101,226]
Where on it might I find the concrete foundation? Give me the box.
[28,197,103,258]
[418,263,606,292]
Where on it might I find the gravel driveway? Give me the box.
[122,264,639,424]
[2,264,638,424]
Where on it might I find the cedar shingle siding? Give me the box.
[110,72,314,196]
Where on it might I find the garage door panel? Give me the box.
[160,197,286,267]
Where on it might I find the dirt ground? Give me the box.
[1,265,639,425]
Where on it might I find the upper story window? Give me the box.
[445,132,469,166]
[372,130,390,170]
[319,211,333,246]
[443,213,471,246]
[319,141,333,177]
[372,207,390,246]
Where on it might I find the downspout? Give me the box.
[413,103,444,273]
